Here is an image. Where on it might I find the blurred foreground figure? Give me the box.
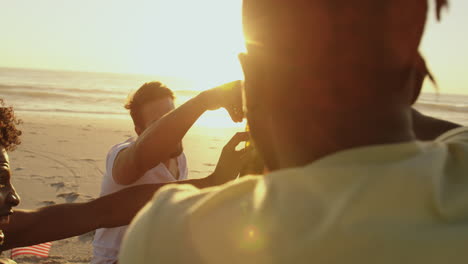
[119,1,468,264]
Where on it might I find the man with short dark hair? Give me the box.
[124,82,176,134]
[119,1,468,263]
[92,81,244,264]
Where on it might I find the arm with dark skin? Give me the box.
[411,108,461,140]
[114,82,242,185]
[1,182,197,250]
[0,132,248,250]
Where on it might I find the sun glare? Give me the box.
[2,0,468,95]
[129,0,245,90]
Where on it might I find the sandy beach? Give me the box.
[4,112,241,264]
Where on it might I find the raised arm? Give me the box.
[113,81,242,185]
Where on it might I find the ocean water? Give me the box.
[413,93,468,125]
[1,67,467,125]
[0,67,200,118]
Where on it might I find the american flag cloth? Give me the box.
[10,242,52,259]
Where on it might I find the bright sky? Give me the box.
[0,0,245,89]
[0,0,467,94]
[421,0,468,95]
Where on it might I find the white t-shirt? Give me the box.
[91,137,188,264]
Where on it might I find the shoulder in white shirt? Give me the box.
[91,137,188,264]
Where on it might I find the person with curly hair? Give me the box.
[0,99,21,264]
[0,99,22,152]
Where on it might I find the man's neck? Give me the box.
[274,106,415,169]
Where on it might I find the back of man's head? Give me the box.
[125,82,175,128]
[242,0,447,110]
[240,0,448,169]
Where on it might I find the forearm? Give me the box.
[0,176,219,251]
[412,108,461,140]
[0,185,157,250]
[1,202,98,250]
[94,177,216,227]
[124,94,209,182]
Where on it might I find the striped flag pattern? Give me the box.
[11,242,52,259]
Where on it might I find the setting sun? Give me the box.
[2,0,468,94]
[129,0,246,88]
[1,0,245,90]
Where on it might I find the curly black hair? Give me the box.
[0,98,22,151]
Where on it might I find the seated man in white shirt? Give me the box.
[92,81,244,264]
